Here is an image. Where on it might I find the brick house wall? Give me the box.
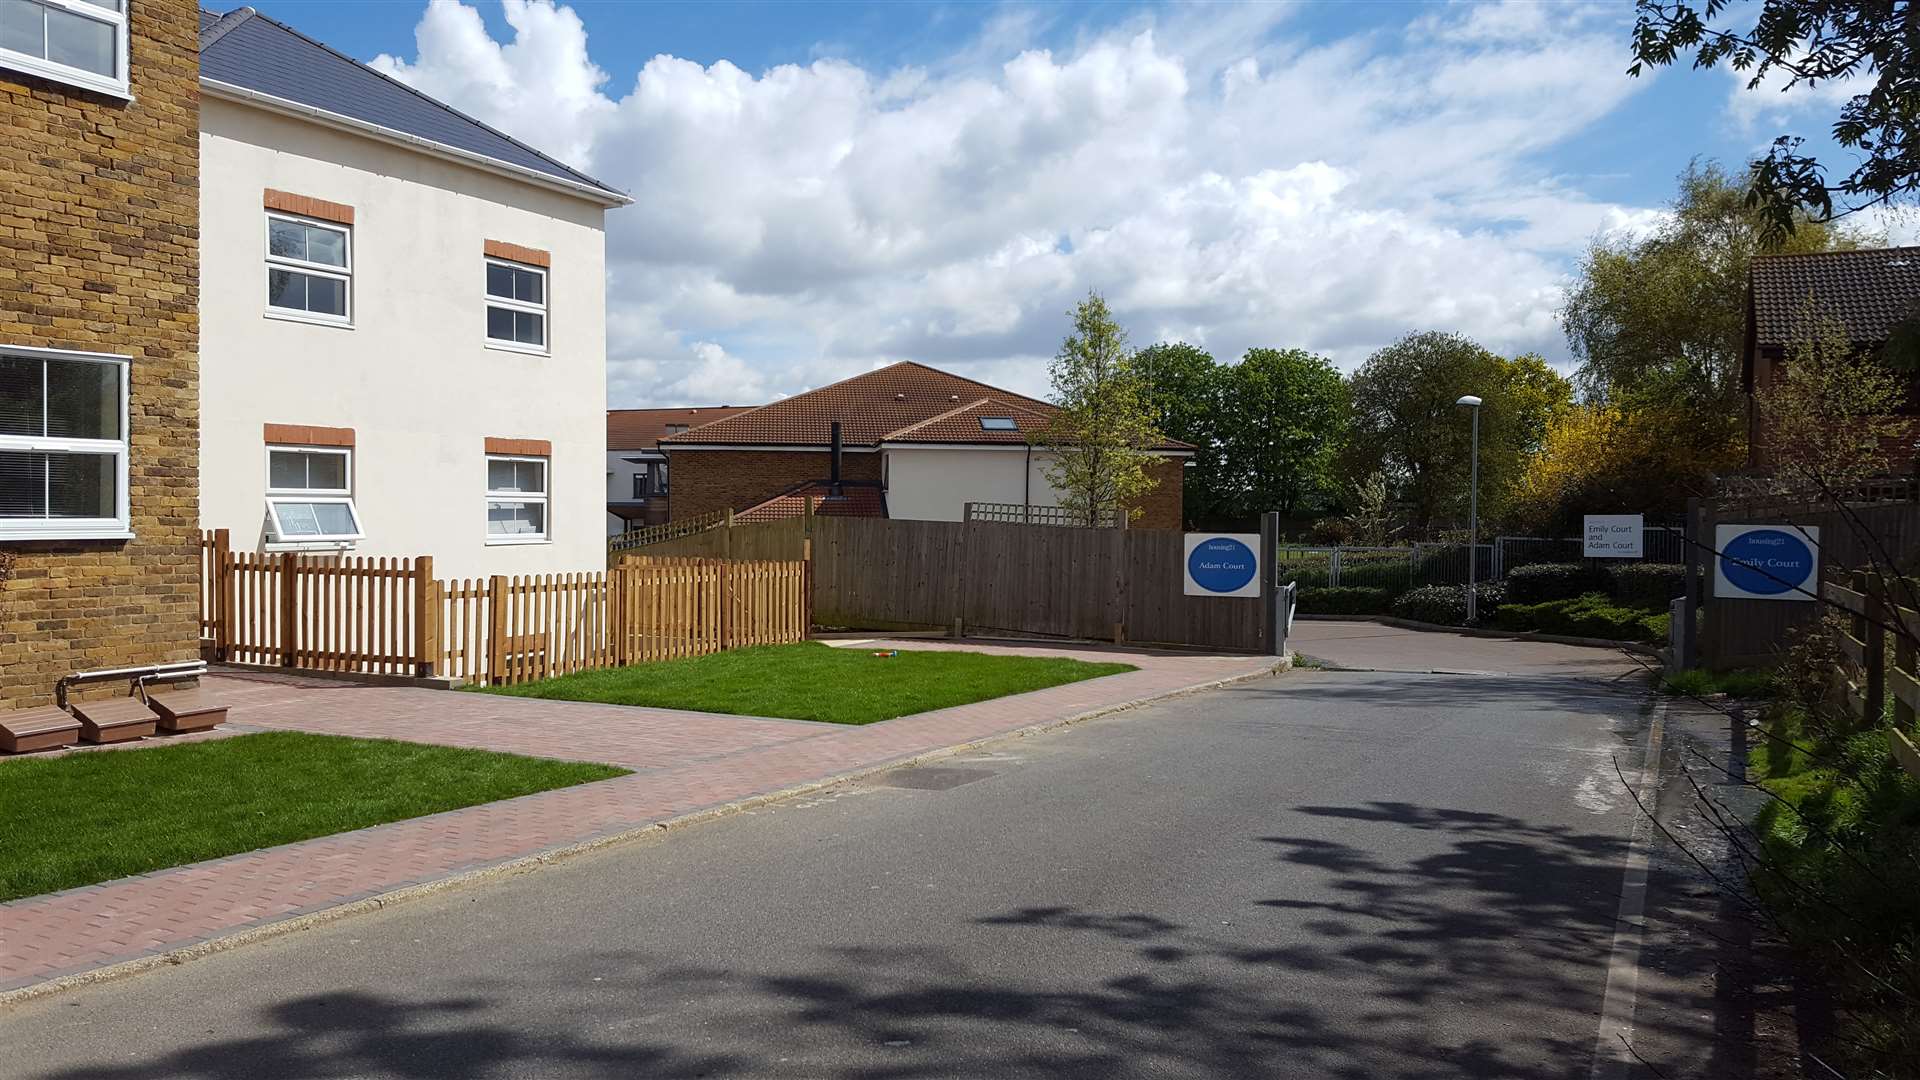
[1129,458,1186,531]
[666,449,882,520]
[0,1,201,710]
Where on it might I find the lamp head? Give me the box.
[1455,395,1482,408]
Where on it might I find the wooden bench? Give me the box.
[0,706,82,754]
[144,686,227,733]
[69,697,158,744]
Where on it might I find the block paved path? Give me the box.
[0,639,1274,998]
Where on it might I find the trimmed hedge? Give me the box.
[1505,562,1605,603]
[1607,563,1687,610]
[1296,586,1397,616]
[1493,592,1669,644]
[1390,583,1506,627]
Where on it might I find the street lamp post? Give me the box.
[1456,395,1482,623]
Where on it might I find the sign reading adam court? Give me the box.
[1714,524,1821,601]
[1184,533,1262,598]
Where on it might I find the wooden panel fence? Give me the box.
[200,532,807,688]
[808,516,1267,651]
[1823,570,1920,782]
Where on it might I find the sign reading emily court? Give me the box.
[1713,524,1821,601]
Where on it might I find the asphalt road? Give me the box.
[2,651,1745,1079]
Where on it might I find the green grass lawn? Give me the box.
[0,731,627,902]
[470,641,1138,725]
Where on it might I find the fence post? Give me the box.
[487,575,508,686]
[278,552,299,667]
[719,557,733,649]
[1679,496,1700,669]
[1330,546,1342,588]
[1109,524,1127,643]
[802,537,814,636]
[1861,571,1887,722]
[414,555,436,677]
[213,527,232,660]
[1895,593,1916,734]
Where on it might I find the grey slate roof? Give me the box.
[1749,246,1920,350]
[198,7,627,204]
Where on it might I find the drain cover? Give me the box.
[874,766,996,791]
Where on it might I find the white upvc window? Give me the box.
[485,454,548,543]
[0,0,129,99]
[264,445,363,547]
[265,213,352,326]
[0,345,130,540]
[484,259,547,353]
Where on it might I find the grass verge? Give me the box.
[470,641,1137,725]
[0,731,627,902]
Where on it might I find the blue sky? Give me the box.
[229,1,1874,406]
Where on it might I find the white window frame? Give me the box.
[0,344,131,540]
[0,0,131,100]
[264,212,353,328]
[485,453,549,545]
[263,444,362,549]
[483,258,548,355]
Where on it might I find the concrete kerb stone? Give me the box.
[0,655,1288,1009]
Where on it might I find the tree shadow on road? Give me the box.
[31,989,739,1079]
[29,798,1730,1080]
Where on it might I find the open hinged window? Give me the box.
[264,445,362,546]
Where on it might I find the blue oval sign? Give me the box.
[1188,537,1258,594]
[1721,529,1816,596]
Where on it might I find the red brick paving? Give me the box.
[0,640,1273,994]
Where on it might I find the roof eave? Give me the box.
[201,78,635,208]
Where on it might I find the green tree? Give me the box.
[1345,331,1572,533]
[1220,347,1349,516]
[1563,162,1861,417]
[1628,1,1920,236]
[1759,305,1911,491]
[1134,342,1226,526]
[1039,292,1161,526]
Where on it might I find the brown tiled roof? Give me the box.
[735,481,887,522]
[661,360,1191,450]
[607,406,752,450]
[1750,246,1920,351]
[885,399,1056,444]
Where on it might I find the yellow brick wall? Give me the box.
[0,0,201,710]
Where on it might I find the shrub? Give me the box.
[1492,592,1668,643]
[1660,668,1774,699]
[1390,583,1506,627]
[1296,586,1396,616]
[1505,562,1605,603]
[1607,562,1688,609]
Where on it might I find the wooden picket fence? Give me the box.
[1823,569,1920,781]
[199,531,809,688]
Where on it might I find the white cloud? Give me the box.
[377,0,1660,405]
[1723,48,1872,136]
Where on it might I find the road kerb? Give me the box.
[0,656,1287,1009]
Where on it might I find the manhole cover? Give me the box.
[874,767,996,791]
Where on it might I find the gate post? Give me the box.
[213,528,232,660]
[1261,511,1282,656]
[487,575,508,686]
[414,555,436,677]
